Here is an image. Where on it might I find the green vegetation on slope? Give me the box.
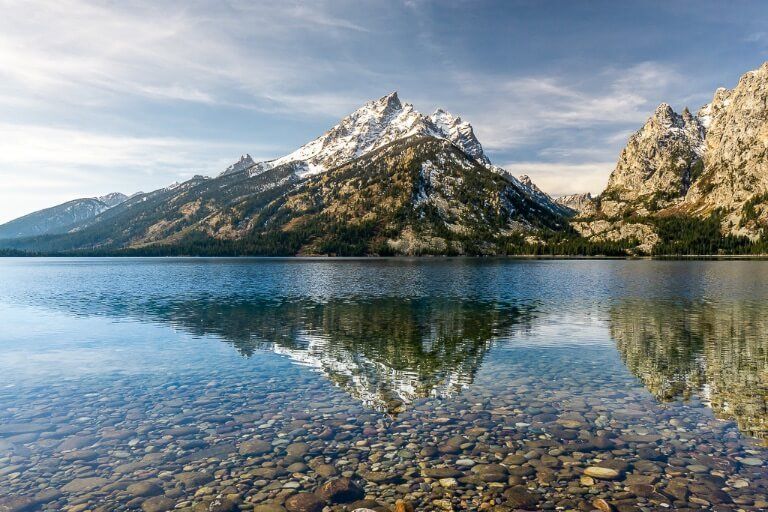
[650,213,768,255]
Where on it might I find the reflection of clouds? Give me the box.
[611,300,768,442]
[0,304,223,382]
[0,348,149,378]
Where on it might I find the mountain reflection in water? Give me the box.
[611,300,768,442]
[156,298,537,414]
[154,296,768,438]
[9,264,767,438]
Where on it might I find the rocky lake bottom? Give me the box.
[0,258,766,512]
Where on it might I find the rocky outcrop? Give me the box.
[219,154,256,176]
[96,192,129,208]
[599,103,705,218]
[571,219,658,254]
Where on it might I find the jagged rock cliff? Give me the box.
[685,63,768,236]
[576,62,768,252]
[600,104,705,217]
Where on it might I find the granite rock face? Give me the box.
[601,103,705,217]
[686,62,768,237]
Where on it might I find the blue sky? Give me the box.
[1,0,767,222]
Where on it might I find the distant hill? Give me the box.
[0,193,127,240]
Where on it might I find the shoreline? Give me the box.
[2,254,768,260]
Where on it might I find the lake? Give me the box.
[0,258,766,511]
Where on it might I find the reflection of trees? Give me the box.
[153,298,535,415]
[611,300,768,442]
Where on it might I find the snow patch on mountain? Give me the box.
[429,109,490,165]
[272,92,491,177]
[555,193,594,214]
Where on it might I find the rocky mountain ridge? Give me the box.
[269,92,492,176]
[0,95,567,255]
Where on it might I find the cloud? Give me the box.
[0,123,275,172]
[284,4,371,32]
[500,161,615,197]
[0,0,372,116]
[745,32,768,44]
[445,61,682,152]
[0,122,280,223]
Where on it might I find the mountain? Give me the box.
[220,154,256,176]
[574,62,768,253]
[240,136,566,255]
[0,193,127,240]
[555,193,594,214]
[517,175,574,217]
[97,192,129,207]
[215,92,494,179]
[0,94,569,256]
[600,104,706,217]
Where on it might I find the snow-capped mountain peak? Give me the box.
[271,92,491,176]
[221,153,256,176]
[429,108,489,165]
[430,108,460,129]
[95,192,128,207]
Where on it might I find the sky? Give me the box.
[1,0,767,223]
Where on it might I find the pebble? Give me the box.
[438,477,458,488]
[141,496,175,512]
[284,493,323,512]
[584,466,621,480]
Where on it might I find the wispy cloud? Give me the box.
[0,0,371,115]
[452,61,682,151]
[745,32,768,44]
[0,123,271,171]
